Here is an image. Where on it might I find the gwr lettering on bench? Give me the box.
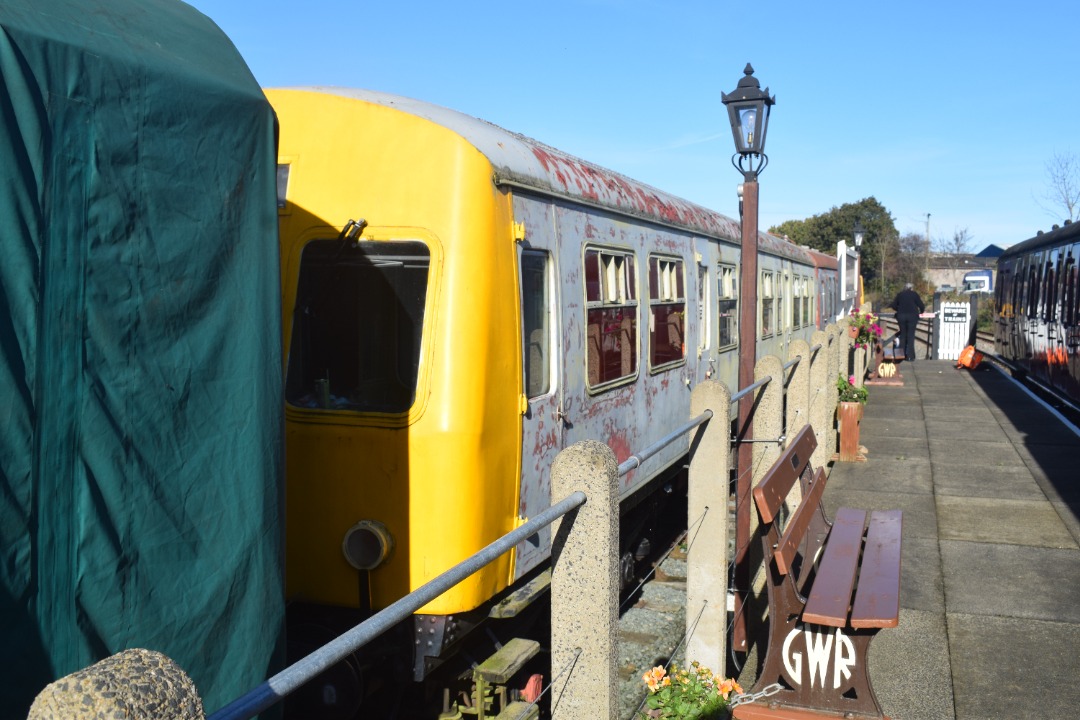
[734,425,903,720]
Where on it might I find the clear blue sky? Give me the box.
[186,0,1078,252]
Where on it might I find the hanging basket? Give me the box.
[847,325,860,339]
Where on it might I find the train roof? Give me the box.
[999,220,1080,261]
[286,87,834,268]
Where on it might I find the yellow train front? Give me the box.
[270,87,836,717]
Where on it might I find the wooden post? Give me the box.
[733,177,759,653]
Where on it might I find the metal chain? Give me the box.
[728,682,784,707]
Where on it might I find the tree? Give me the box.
[1038,150,1080,223]
[934,227,973,256]
[892,232,932,295]
[768,197,898,287]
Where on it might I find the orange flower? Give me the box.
[642,665,667,692]
[718,678,743,700]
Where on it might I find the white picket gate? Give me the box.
[936,301,971,360]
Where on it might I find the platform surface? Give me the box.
[738,359,1080,719]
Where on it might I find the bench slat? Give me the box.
[850,509,903,629]
[802,507,866,627]
[773,467,826,576]
[753,426,817,523]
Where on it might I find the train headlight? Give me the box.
[342,520,394,571]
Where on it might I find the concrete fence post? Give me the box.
[550,440,619,720]
[825,324,842,454]
[785,339,811,507]
[808,330,830,472]
[686,380,730,675]
[28,649,203,720]
[786,339,811,443]
[751,354,785,494]
[749,354,784,587]
[853,345,868,387]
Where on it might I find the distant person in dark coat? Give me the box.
[889,283,925,361]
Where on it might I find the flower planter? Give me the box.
[837,401,865,462]
[848,324,859,339]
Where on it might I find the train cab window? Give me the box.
[718,264,738,349]
[521,250,552,398]
[584,247,638,388]
[648,255,686,369]
[760,271,775,338]
[285,239,429,413]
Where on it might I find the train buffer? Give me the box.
[735,425,903,720]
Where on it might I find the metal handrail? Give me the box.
[618,411,713,476]
[782,355,802,371]
[730,375,772,404]
[208,491,588,720]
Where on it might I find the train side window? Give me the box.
[584,247,638,389]
[718,264,738,349]
[521,250,552,398]
[286,239,429,413]
[698,263,710,352]
[780,272,789,331]
[1026,264,1038,317]
[803,276,813,327]
[648,255,686,369]
[1066,253,1078,326]
[793,275,808,329]
[1043,260,1055,322]
[1051,254,1064,323]
[761,271,775,338]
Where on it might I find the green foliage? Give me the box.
[975,296,996,333]
[640,663,742,720]
[837,374,868,404]
[768,197,898,288]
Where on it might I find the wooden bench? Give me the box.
[733,425,902,720]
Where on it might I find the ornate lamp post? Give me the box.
[721,63,774,652]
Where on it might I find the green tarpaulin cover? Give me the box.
[0,0,283,715]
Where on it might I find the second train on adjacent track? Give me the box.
[995,220,1080,404]
[269,87,839,716]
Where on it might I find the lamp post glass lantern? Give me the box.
[721,63,776,179]
[854,220,865,250]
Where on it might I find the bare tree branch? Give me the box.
[1038,150,1080,223]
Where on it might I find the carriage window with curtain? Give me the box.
[792,276,804,329]
[648,255,686,368]
[718,264,738,349]
[584,247,638,388]
[761,271,775,338]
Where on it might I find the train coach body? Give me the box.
[995,221,1080,401]
[269,88,837,662]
